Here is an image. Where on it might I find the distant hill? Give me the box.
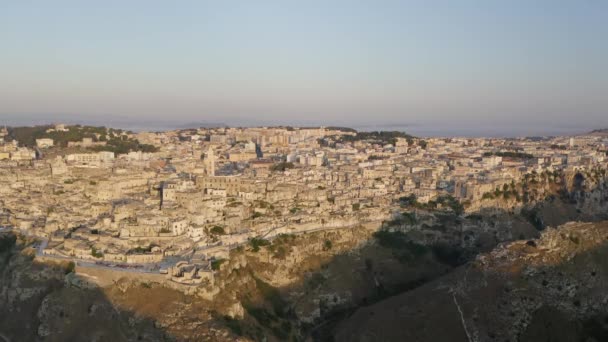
[588,128,608,136]
[175,122,228,129]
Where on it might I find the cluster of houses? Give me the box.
[1,124,607,285]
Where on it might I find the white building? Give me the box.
[66,151,115,166]
[36,138,54,148]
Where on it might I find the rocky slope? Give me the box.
[333,221,608,342]
[3,217,608,341]
[0,234,242,342]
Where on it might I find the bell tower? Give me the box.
[203,147,215,176]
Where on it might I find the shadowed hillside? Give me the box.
[333,221,608,342]
[0,233,244,342]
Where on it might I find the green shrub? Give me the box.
[65,261,76,274]
[91,247,103,258]
[250,238,270,252]
[270,162,295,172]
[210,226,226,235]
[398,194,418,206]
[211,259,226,270]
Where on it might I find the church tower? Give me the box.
[203,147,215,176]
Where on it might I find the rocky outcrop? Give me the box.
[468,167,608,222]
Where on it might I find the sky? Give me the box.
[1,0,607,135]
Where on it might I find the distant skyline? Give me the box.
[0,112,594,138]
[1,1,607,135]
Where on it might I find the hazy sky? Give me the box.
[1,0,607,132]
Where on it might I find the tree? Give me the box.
[270,162,295,172]
[91,247,103,258]
[210,226,226,235]
[249,238,270,252]
[399,194,418,206]
[211,259,226,270]
[65,261,76,274]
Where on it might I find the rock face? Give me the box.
[0,234,242,342]
[0,226,384,342]
[0,235,165,341]
[333,221,608,342]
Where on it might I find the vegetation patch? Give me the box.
[89,136,158,154]
[270,162,295,172]
[399,194,464,215]
[91,247,104,258]
[127,244,156,254]
[483,151,534,159]
[211,259,227,270]
[334,131,415,146]
[65,261,76,274]
[210,225,226,235]
[249,238,271,252]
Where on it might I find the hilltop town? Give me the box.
[1,124,607,287]
[0,124,608,341]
